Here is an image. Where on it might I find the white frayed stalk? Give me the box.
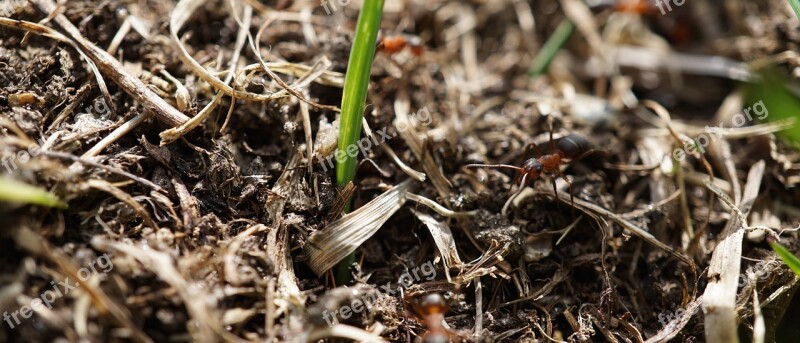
[306,179,414,275]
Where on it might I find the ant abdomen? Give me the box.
[557,134,590,158]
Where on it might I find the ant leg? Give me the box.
[524,142,543,159]
[550,178,560,211]
[561,174,575,218]
[563,149,597,166]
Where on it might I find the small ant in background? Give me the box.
[588,0,653,15]
[613,0,653,14]
[467,128,595,212]
[377,33,424,57]
[5,92,44,108]
[407,293,452,343]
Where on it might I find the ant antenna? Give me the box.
[465,164,523,172]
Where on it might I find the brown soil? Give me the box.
[2,0,800,342]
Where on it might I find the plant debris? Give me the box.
[2,0,800,342]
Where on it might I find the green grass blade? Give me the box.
[745,71,800,143]
[0,176,67,209]
[334,0,385,284]
[789,0,800,21]
[528,19,574,77]
[336,0,385,187]
[769,238,800,277]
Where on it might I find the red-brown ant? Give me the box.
[377,33,424,56]
[467,130,594,211]
[407,293,451,343]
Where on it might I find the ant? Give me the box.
[466,128,594,212]
[613,0,654,14]
[377,33,424,57]
[407,293,451,343]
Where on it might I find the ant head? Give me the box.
[522,158,543,178]
[420,293,447,310]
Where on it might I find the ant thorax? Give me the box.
[537,154,563,174]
